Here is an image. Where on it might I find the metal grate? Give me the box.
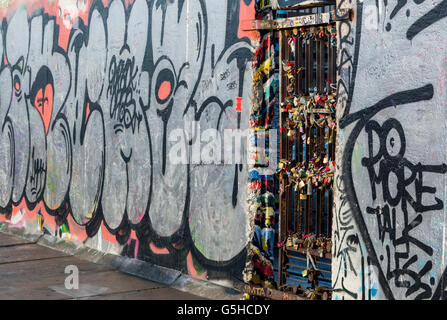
[278,23,337,291]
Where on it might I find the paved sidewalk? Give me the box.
[0,232,205,300]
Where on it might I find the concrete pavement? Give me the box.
[0,232,206,300]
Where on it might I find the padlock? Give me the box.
[292,234,299,247]
[318,246,324,258]
[286,236,293,247]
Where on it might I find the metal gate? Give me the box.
[277,19,338,297]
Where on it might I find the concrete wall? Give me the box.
[0,0,257,282]
[334,0,447,300]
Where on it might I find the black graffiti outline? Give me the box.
[361,116,447,298]
[0,0,254,277]
[340,84,435,300]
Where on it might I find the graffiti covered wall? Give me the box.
[0,0,258,281]
[334,0,447,299]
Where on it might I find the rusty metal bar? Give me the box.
[320,127,326,235]
[246,9,351,31]
[309,38,315,93]
[294,35,299,94]
[305,39,310,95]
[305,126,313,235]
[316,127,321,236]
[332,44,337,91]
[328,39,336,93]
[278,31,285,287]
[285,33,294,237]
[316,38,322,93]
[297,37,303,95]
[319,38,325,93]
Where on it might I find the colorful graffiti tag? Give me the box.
[0,0,257,279]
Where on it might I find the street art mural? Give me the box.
[334,0,447,299]
[0,0,257,280]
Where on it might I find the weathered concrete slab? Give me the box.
[49,283,112,299]
[172,275,242,300]
[47,271,166,299]
[0,232,211,300]
[0,256,112,284]
[0,243,69,264]
[0,257,188,300]
[0,285,72,300]
[0,232,33,247]
[112,256,182,286]
[83,287,207,300]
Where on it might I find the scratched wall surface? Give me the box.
[0,0,257,280]
[334,0,447,300]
